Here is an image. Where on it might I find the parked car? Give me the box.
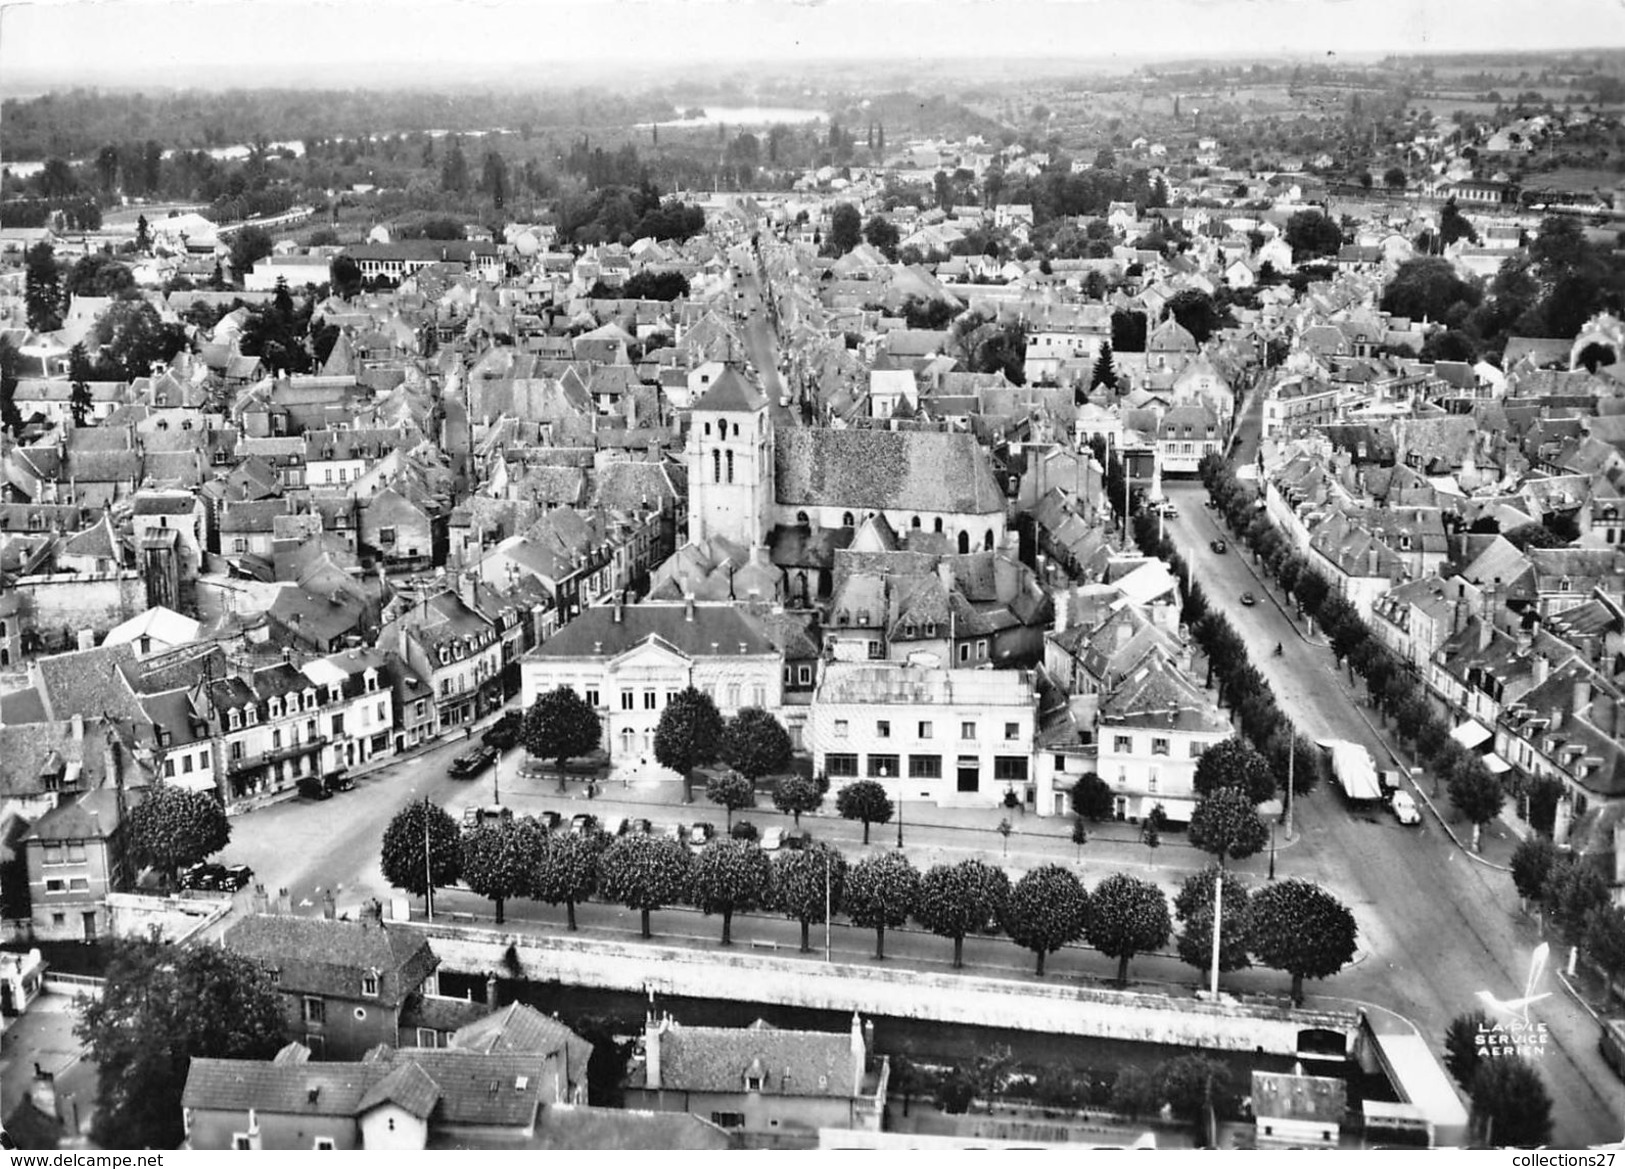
[625,817,653,836]
[297,776,333,801]
[1158,503,1178,519]
[449,745,499,779]
[181,862,254,892]
[1211,539,1227,554]
[1240,592,1257,607]
[569,813,598,837]
[1390,790,1422,826]
[483,712,524,751]
[535,810,562,831]
[327,773,355,792]
[761,826,786,851]
[464,805,515,830]
[688,822,716,848]
[782,828,812,851]
[662,823,684,842]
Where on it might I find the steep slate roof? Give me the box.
[182,1059,381,1117]
[222,915,439,1007]
[525,603,777,661]
[775,429,1004,515]
[691,366,766,413]
[644,1018,862,1098]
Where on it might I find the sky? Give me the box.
[2,0,1624,88]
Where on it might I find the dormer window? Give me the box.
[228,710,241,731]
[304,690,317,711]
[1561,577,1572,592]
[745,1074,764,1092]
[269,698,282,719]
[245,706,257,726]
[361,972,379,997]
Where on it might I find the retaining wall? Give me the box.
[405,920,1357,1056]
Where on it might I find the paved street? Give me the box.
[1162,478,1621,1146]
[210,475,1625,1146]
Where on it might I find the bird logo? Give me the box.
[1475,943,1552,1024]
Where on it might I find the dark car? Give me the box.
[782,828,812,851]
[1240,592,1257,607]
[1211,539,1227,554]
[449,745,499,779]
[327,773,355,793]
[536,810,563,831]
[181,862,253,892]
[483,712,524,751]
[569,813,598,837]
[297,776,333,800]
[688,822,716,848]
[624,817,653,836]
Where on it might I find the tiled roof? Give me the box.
[34,643,143,723]
[692,366,766,413]
[644,1018,862,1098]
[526,602,777,661]
[355,1060,440,1119]
[222,915,439,1007]
[775,429,1003,515]
[182,1058,380,1116]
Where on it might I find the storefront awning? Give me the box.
[168,774,218,794]
[1450,721,1492,749]
[1484,753,1513,775]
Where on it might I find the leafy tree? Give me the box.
[1585,905,1625,980]
[529,828,601,931]
[1448,759,1504,852]
[1111,309,1147,353]
[914,859,1011,968]
[1111,1065,1161,1120]
[771,773,823,825]
[1501,838,1553,910]
[228,226,275,284]
[1444,1008,1490,1089]
[381,800,462,912]
[1543,854,1612,944]
[1072,772,1114,821]
[24,241,62,332]
[1250,878,1359,1004]
[522,685,602,772]
[690,839,773,945]
[1284,209,1343,262]
[460,816,545,924]
[134,214,152,253]
[330,254,364,299]
[63,253,135,300]
[125,783,231,889]
[78,938,285,1149]
[844,850,920,960]
[772,842,845,952]
[863,214,900,261]
[901,295,959,329]
[705,770,755,830]
[1087,873,1172,987]
[721,706,792,782]
[1502,521,1568,551]
[1439,198,1480,248]
[654,686,725,798]
[93,299,187,381]
[1381,256,1483,323]
[597,833,692,939]
[1157,1054,1236,1128]
[836,779,894,844]
[827,202,862,255]
[1193,737,1277,805]
[1165,289,1229,345]
[1090,340,1118,392]
[1188,788,1269,867]
[0,335,21,436]
[68,342,93,427]
[1175,866,1254,976]
[1471,1056,1553,1148]
[1002,864,1089,976]
[481,150,507,210]
[441,137,470,194]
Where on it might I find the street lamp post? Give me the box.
[1268,820,1277,880]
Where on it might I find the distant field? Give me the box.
[1526,167,1624,192]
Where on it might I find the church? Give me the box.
[684,366,1008,556]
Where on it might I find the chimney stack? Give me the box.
[277,887,293,915]
[1614,822,1625,888]
[486,972,500,1006]
[1574,678,1593,719]
[1477,617,1493,652]
[644,1014,663,1090]
[685,595,695,622]
[321,889,337,920]
[1533,653,1550,686]
[850,1012,866,1095]
[71,713,84,741]
[250,884,270,915]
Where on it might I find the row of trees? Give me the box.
[1443,1009,1555,1148]
[1199,453,1511,850]
[381,795,1355,1002]
[1511,835,1625,989]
